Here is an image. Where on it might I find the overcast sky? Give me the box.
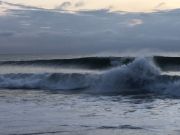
[0,0,180,56]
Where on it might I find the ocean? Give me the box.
[1,55,180,135]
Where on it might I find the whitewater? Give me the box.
[1,55,180,135]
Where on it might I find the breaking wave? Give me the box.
[0,57,180,97]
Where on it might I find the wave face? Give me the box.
[1,57,180,97]
[154,56,180,71]
[1,56,180,71]
[0,57,133,70]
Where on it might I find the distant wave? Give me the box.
[0,57,134,69]
[154,56,180,71]
[1,58,180,97]
[1,56,180,71]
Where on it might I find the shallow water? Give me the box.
[0,90,180,135]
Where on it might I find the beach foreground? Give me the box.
[1,90,180,135]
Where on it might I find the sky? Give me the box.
[0,0,180,56]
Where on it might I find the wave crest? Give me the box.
[96,58,160,93]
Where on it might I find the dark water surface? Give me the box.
[1,90,180,135]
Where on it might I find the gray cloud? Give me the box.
[127,19,143,27]
[75,1,84,7]
[2,1,43,10]
[0,32,15,37]
[155,2,166,9]
[0,6,180,56]
[56,1,71,10]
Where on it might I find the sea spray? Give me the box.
[95,57,160,93]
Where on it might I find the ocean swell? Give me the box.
[0,57,133,70]
[0,58,180,97]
